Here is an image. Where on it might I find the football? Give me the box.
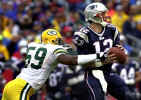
[108,47,128,64]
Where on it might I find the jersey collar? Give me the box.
[88,26,105,37]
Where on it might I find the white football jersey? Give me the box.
[17,42,67,90]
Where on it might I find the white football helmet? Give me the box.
[84,2,108,26]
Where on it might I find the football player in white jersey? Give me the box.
[1,29,116,100]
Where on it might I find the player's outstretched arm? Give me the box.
[57,54,77,65]
[57,54,101,67]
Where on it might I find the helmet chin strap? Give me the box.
[92,19,108,27]
[101,21,108,26]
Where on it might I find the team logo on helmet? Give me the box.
[47,30,57,35]
[41,29,63,45]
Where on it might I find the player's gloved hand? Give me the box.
[84,52,117,68]
[103,52,118,64]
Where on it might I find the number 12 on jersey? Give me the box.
[93,39,113,53]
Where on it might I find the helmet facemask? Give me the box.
[52,38,64,45]
[93,12,106,23]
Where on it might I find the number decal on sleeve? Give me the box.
[25,47,47,69]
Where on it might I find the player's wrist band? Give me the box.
[77,54,97,65]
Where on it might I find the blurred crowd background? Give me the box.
[0,0,141,100]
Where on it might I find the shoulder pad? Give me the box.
[74,30,89,43]
[74,31,89,43]
[53,45,67,55]
[28,42,36,47]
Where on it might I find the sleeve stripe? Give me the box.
[114,28,119,41]
[54,51,67,55]
[53,48,64,53]
[53,48,67,55]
